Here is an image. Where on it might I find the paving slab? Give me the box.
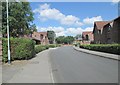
[2,49,54,83]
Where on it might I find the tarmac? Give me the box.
[73,46,119,60]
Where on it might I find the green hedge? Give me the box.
[74,43,80,47]
[35,45,48,54]
[80,44,120,55]
[2,38,35,62]
[35,44,61,54]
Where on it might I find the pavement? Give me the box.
[2,49,54,83]
[73,46,119,60]
[49,46,118,83]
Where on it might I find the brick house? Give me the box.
[93,21,110,44]
[32,32,49,45]
[102,17,120,44]
[82,31,94,44]
[24,32,49,45]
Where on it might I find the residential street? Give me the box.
[2,46,118,83]
[49,46,118,83]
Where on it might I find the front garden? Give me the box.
[79,44,120,55]
[2,38,61,63]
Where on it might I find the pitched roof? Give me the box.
[94,21,110,30]
[82,31,93,35]
[38,32,47,35]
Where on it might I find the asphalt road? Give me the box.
[49,46,118,83]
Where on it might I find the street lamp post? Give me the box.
[6,0,11,64]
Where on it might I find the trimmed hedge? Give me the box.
[2,38,35,62]
[35,45,48,54]
[35,44,61,54]
[80,44,120,55]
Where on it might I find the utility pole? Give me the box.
[6,0,11,64]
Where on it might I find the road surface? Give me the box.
[49,46,118,83]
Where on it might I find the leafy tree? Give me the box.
[47,31,55,44]
[64,36,74,44]
[2,2,36,37]
[55,36,74,44]
[75,34,82,40]
[55,36,65,44]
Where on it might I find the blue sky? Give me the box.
[30,2,118,37]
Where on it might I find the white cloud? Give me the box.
[37,26,85,37]
[112,0,120,3]
[66,28,83,35]
[83,16,103,25]
[33,3,83,26]
[36,26,95,37]
[37,26,66,37]
[60,15,83,26]
[40,3,50,10]
[83,27,93,31]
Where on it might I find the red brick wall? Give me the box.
[82,31,94,44]
[32,32,49,45]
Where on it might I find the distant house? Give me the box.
[102,17,120,44]
[93,21,110,44]
[24,32,49,45]
[82,31,94,44]
[32,32,49,45]
[74,35,82,45]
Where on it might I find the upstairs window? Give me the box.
[108,25,111,32]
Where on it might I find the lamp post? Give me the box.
[6,0,11,64]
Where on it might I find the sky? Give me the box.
[30,2,118,37]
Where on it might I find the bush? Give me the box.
[48,44,56,48]
[2,38,35,62]
[35,45,47,54]
[56,44,61,47]
[35,44,61,54]
[80,44,120,55]
[74,43,80,47]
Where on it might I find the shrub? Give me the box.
[35,45,47,54]
[35,44,61,54]
[80,44,120,55]
[56,44,61,47]
[2,38,35,62]
[48,44,56,48]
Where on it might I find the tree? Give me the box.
[75,34,82,40]
[2,2,36,37]
[55,36,74,44]
[47,31,55,44]
[64,36,74,44]
[55,36,65,44]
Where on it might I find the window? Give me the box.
[40,34,43,39]
[98,30,101,34]
[86,35,89,40]
[108,25,111,32]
